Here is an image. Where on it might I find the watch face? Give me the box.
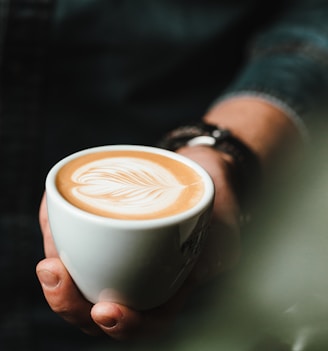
[187,135,217,147]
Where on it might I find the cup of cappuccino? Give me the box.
[46,145,214,310]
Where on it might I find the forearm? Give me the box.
[203,96,304,176]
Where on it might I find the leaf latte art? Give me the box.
[72,158,184,216]
[56,150,205,220]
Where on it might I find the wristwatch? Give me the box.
[158,122,261,218]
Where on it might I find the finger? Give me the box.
[91,281,192,340]
[39,193,58,258]
[36,257,102,336]
[91,303,174,341]
[191,219,241,286]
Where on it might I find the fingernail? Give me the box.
[100,317,118,329]
[37,270,60,289]
[96,304,123,329]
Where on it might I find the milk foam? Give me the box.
[71,157,186,216]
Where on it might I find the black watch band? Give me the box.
[158,122,261,214]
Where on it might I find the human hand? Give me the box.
[36,145,241,340]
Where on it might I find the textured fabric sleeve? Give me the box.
[215,0,328,138]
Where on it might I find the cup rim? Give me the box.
[45,144,214,229]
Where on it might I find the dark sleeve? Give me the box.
[218,0,328,136]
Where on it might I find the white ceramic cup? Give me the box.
[45,145,214,310]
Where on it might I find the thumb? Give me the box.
[36,258,101,335]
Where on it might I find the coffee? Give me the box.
[56,149,205,220]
